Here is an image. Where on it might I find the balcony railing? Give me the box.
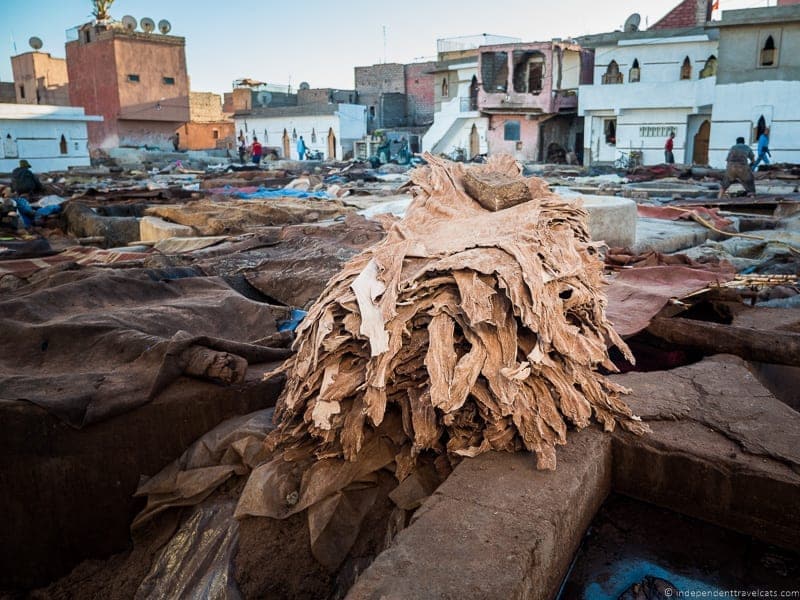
[459,96,478,112]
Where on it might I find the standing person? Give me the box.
[297,135,307,160]
[250,136,263,166]
[719,136,756,199]
[664,131,675,164]
[238,138,247,164]
[752,127,771,171]
[11,160,44,196]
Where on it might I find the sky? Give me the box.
[0,0,775,96]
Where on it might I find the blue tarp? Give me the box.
[278,309,308,332]
[231,186,330,200]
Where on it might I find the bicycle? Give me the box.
[614,150,641,170]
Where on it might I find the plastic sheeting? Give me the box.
[212,185,330,200]
[134,409,277,528]
[136,499,242,600]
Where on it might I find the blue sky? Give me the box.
[0,0,772,96]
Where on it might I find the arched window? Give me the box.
[311,128,317,143]
[292,128,297,141]
[761,35,776,66]
[629,58,641,83]
[602,60,623,84]
[59,134,68,154]
[680,57,692,80]
[754,115,767,142]
[699,55,717,79]
[441,77,449,98]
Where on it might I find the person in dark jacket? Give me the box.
[10,160,44,196]
[718,137,755,198]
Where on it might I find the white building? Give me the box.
[578,25,718,166]
[234,104,366,160]
[709,5,800,166]
[422,35,521,158]
[422,57,488,159]
[0,104,101,172]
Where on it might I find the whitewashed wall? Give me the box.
[235,103,366,160]
[0,104,100,172]
[710,80,800,167]
[579,36,718,166]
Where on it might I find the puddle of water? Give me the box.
[559,494,799,600]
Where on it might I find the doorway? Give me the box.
[693,120,710,165]
[282,129,290,159]
[469,124,479,158]
[327,128,336,159]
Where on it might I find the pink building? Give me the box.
[477,41,593,161]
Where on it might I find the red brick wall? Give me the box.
[66,37,121,148]
[778,0,800,5]
[650,0,711,30]
[404,62,435,126]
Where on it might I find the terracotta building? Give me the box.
[65,21,190,150]
[10,51,70,106]
[177,92,234,151]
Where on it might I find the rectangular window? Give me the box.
[503,120,521,141]
[19,85,25,99]
[163,76,175,85]
[482,51,509,93]
[212,129,220,139]
[127,74,140,82]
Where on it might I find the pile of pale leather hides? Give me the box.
[136,154,649,569]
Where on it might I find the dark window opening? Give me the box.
[369,106,375,118]
[212,129,219,140]
[441,77,449,98]
[761,35,776,66]
[84,30,91,43]
[127,74,140,82]
[754,115,767,142]
[469,75,479,111]
[604,119,617,145]
[59,134,67,154]
[699,55,717,78]
[163,76,175,85]
[629,58,640,83]
[512,50,545,94]
[504,120,521,141]
[680,57,692,80]
[19,85,25,99]
[481,51,508,93]
[602,61,622,84]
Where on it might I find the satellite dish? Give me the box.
[121,15,137,31]
[140,17,156,33]
[257,91,273,106]
[299,81,310,90]
[624,13,641,32]
[28,36,43,50]
[158,19,171,34]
